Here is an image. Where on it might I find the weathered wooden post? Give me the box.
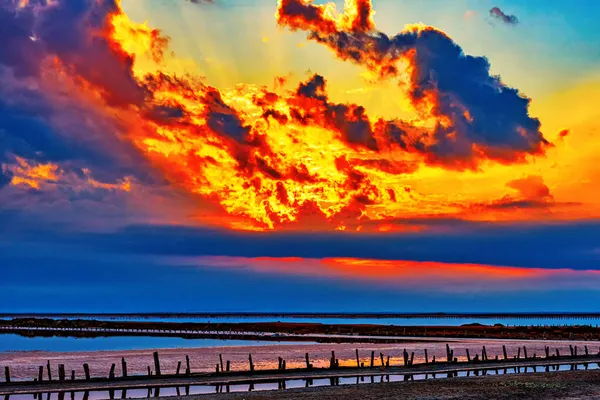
[47,360,52,381]
[83,364,90,381]
[386,355,390,367]
[176,361,181,375]
[330,351,336,369]
[569,345,574,356]
[370,351,375,367]
[109,364,116,380]
[556,349,560,357]
[585,346,589,356]
[282,360,286,370]
[482,346,488,361]
[278,357,283,370]
[4,366,10,383]
[380,353,385,367]
[147,366,152,376]
[545,346,550,359]
[466,349,471,362]
[215,364,220,374]
[71,370,75,381]
[185,355,191,375]
[355,350,360,368]
[403,349,408,366]
[226,361,230,372]
[219,354,224,372]
[58,364,65,381]
[38,366,44,382]
[502,345,508,360]
[424,349,429,364]
[122,358,128,378]
[249,354,254,371]
[517,348,521,360]
[153,352,161,376]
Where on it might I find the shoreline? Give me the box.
[3,318,600,342]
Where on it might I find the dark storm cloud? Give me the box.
[489,7,519,26]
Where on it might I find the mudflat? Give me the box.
[176,369,600,400]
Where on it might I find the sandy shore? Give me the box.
[171,369,600,399]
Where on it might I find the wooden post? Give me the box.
[585,346,589,356]
[502,345,508,360]
[47,360,52,381]
[424,349,429,364]
[176,361,181,375]
[306,353,311,369]
[482,346,488,361]
[71,370,75,381]
[466,349,471,362]
[153,352,161,376]
[278,357,283,370]
[403,349,408,366]
[556,349,560,357]
[386,355,390,367]
[109,364,116,380]
[517,348,521,360]
[249,354,254,371]
[4,366,10,383]
[282,360,286,370]
[355,350,360,367]
[569,345,574,356]
[185,355,191,375]
[38,366,44,382]
[58,364,65,381]
[330,351,336,369]
[83,364,90,381]
[219,354,224,372]
[215,364,219,374]
[370,351,375,367]
[226,361,230,372]
[380,353,385,367]
[122,358,127,378]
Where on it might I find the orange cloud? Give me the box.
[174,256,600,292]
[2,0,598,232]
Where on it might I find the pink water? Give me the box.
[2,339,598,381]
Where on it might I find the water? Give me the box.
[5,362,599,400]
[1,337,598,381]
[0,335,289,353]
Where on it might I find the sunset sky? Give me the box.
[1,0,600,312]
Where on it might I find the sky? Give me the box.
[1,0,600,312]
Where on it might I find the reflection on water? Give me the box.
[6,363,599,400]
[2,338,599,381]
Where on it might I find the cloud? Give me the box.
[0,165,13,189]
[489,7,519,26]
[464,10,477,20]
[507,176,552,202]
[176,255,600,293]
[0,0,566,232]
[276,0,549,169]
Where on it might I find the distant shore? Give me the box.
[170,369,600,400]
[2,318,600,342]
